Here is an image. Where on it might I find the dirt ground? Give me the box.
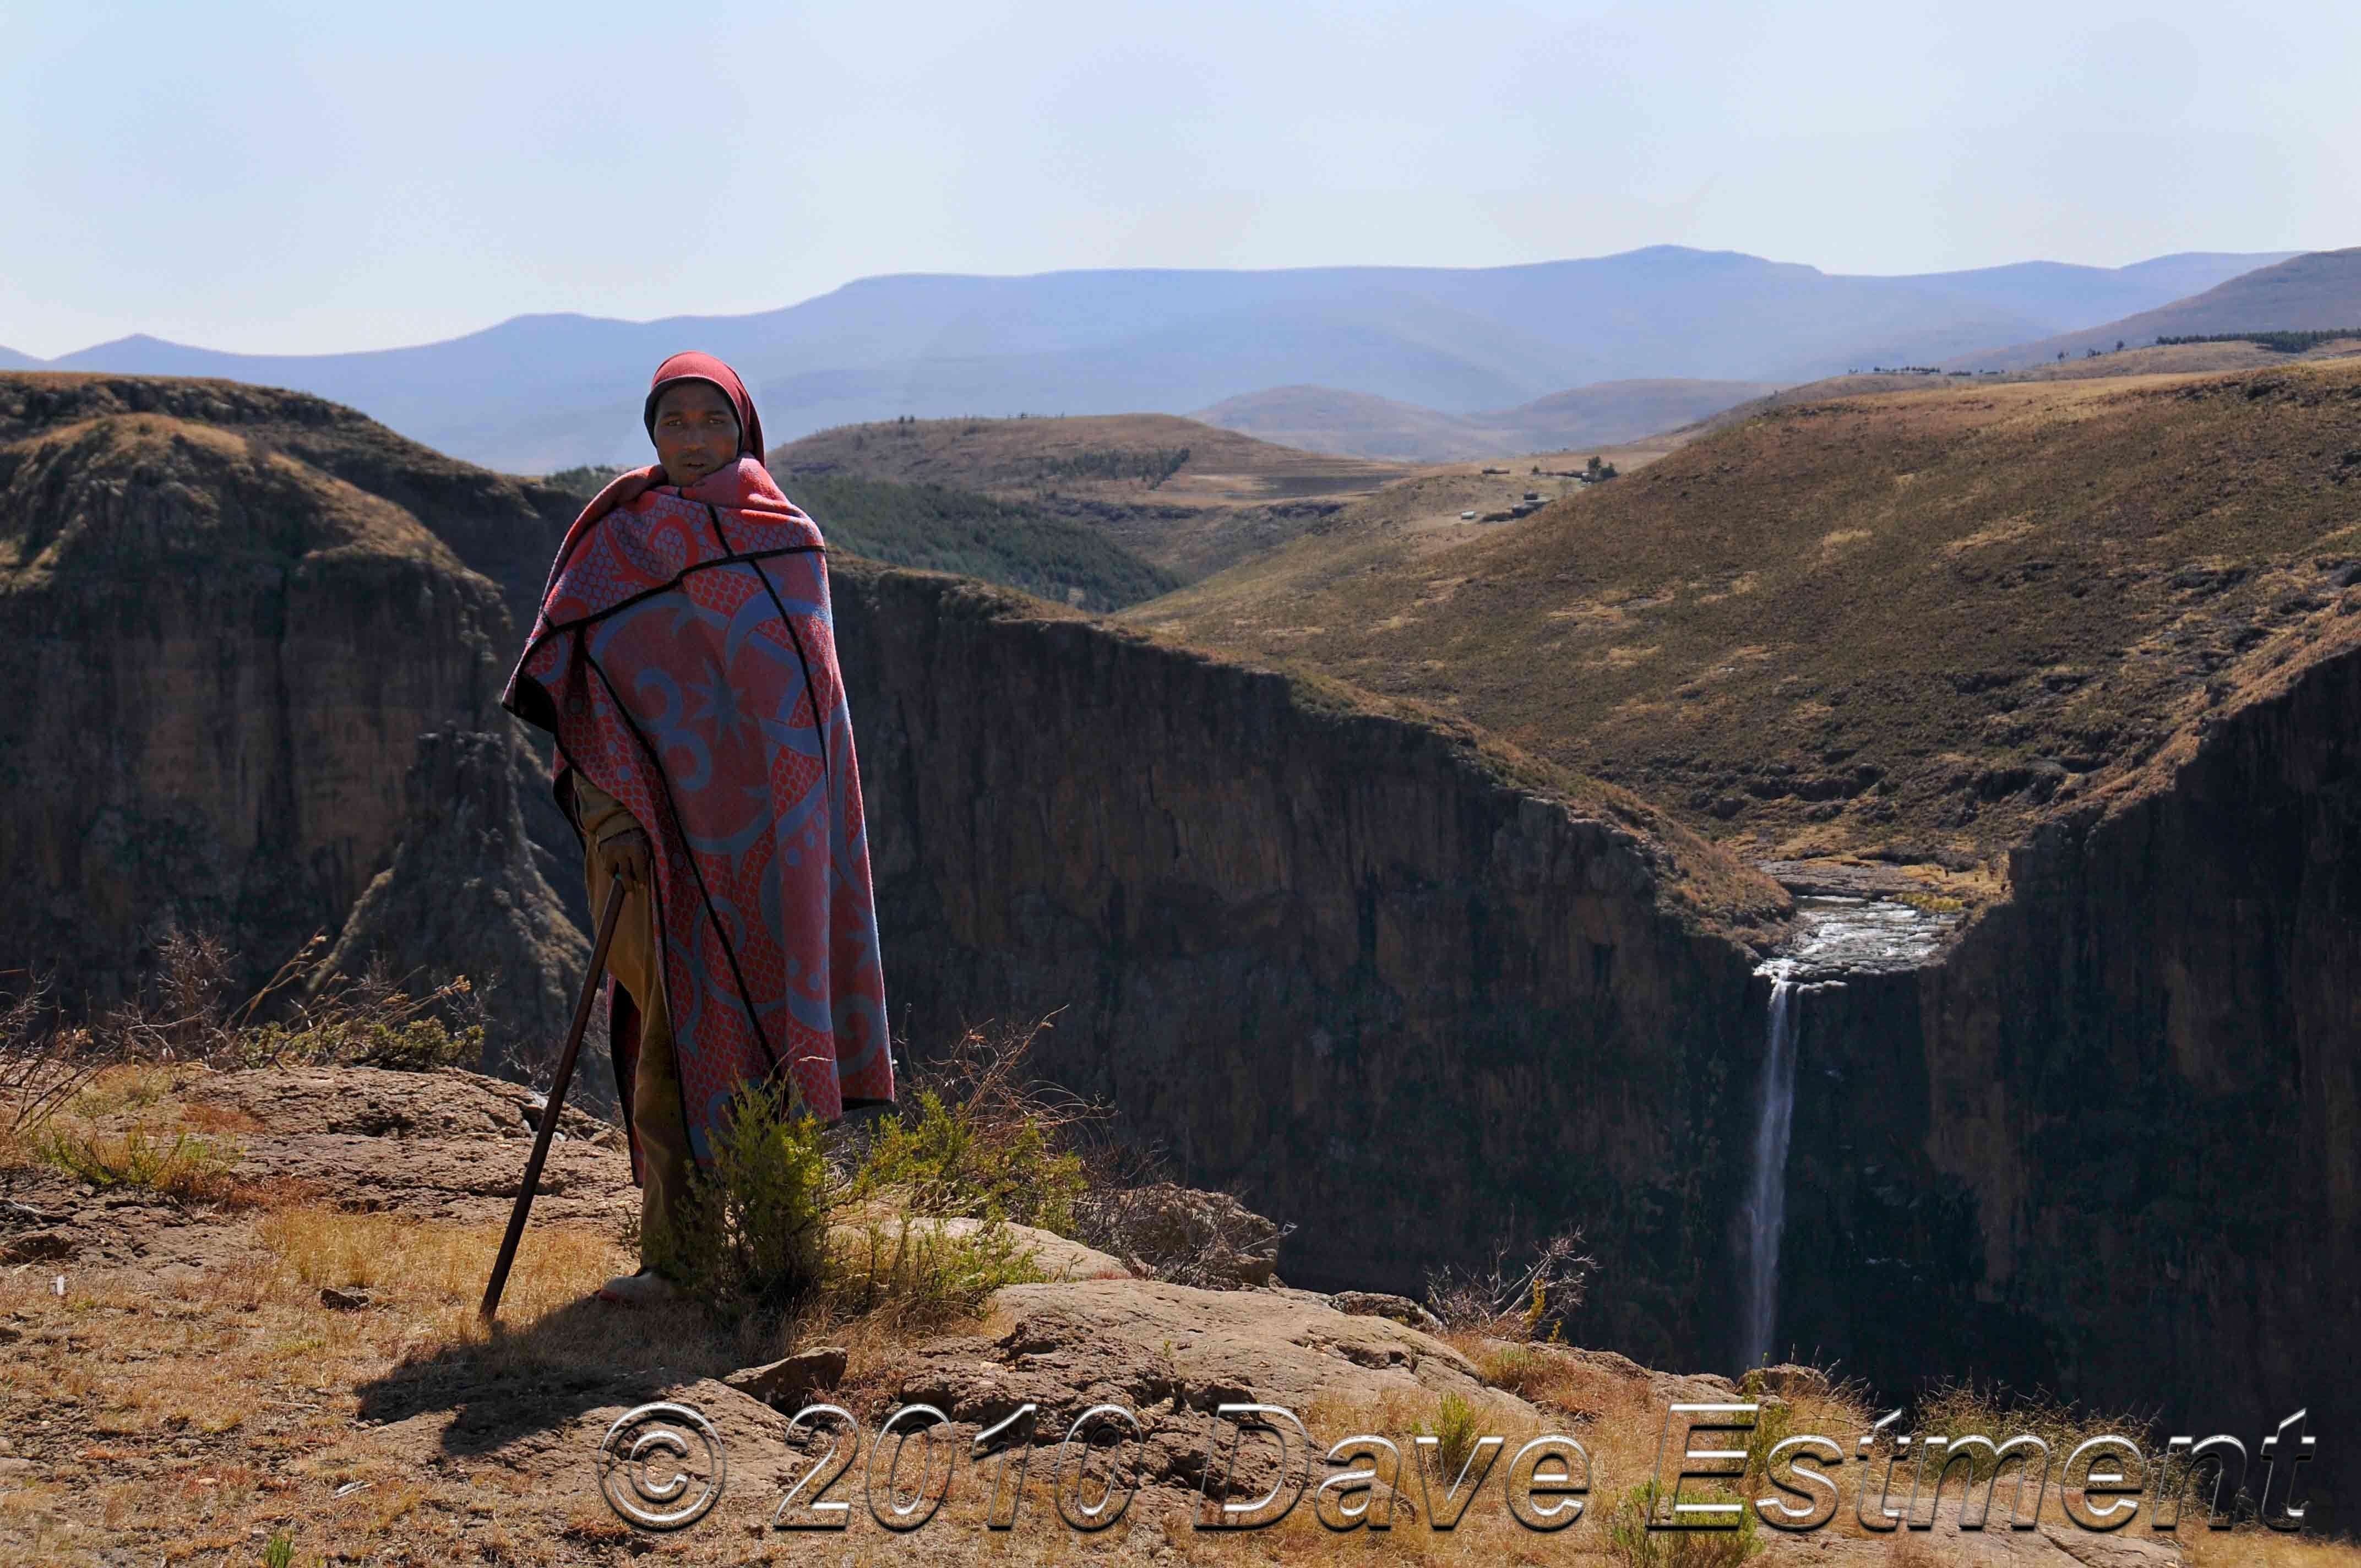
[1,1063,2346,1566]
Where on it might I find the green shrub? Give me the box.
[851,1087,1086,1234]
[241,1013,479,1072]
[32,1122,244,1205]
[1414,1392,1484,1480]
[657,1081,836,1319]
[1604,1479,1762,1566]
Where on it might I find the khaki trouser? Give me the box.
[575,775,694,1275]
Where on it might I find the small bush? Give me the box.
[850,1018,1096,1235]
[31,1121,244,1206]
[1424,1228,1596,1341]
[15,928,486,1080]
[1604,1479,1762,1566]
[1,970,120,1135]
[241,1009,480,1072]
[853,1088,1085,1233]
[1415,1392,1484,1480]
[657,1080,837,1319]
[241,952,486,1072]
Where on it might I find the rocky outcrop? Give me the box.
[0,373,589,1065]
[0,383,508,1005]
[1769,617,2361,1512]
[317,725,596,1098]
[827,562,1792,1364]
[192,1064,628,1226]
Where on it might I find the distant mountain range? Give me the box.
[1950,247,2361,369]
[0,247,2304,471]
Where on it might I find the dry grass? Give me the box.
[28,1120,249,1206]
[0,1205,638,1566]
[1122,357,2361,869]
[11,1213,2361,1564]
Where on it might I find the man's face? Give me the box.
[651,381,742,487]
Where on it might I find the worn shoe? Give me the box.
[596,1269,679,1306]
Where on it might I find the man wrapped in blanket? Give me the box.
[501,353,895,1305]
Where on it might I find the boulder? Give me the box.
[1072,1182,1287,1288]
[723,1346,848,1408]
[1329,1290,1445,1334]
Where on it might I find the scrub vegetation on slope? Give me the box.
[1125,360,2361,869]
[772,412,1404,579]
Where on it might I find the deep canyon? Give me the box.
[5,369,2355,1515]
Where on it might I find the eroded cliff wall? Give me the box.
[0,374,587,1061]
[828,562,1791,1363]
[0,415,502,1000]
[1769,622,2361,1511]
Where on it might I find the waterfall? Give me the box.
[1738,970,1801,1372]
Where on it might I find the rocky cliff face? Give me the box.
[0,374,585,1063]
[832,557,2361,1504]
[319,726,597,1106]
[826,562,1793,1364]
[1770,611,2361,1510]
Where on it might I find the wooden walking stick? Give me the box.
[481,878,628,1323]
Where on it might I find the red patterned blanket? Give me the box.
[503,454,893,1162]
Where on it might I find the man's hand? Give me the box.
[597,826,654,889]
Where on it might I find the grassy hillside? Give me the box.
[1123,359,2361,869]
[772,413,1403,580]
[539,458,1182,612]
[1683,339,2361,440]
[771,412,1399,504]
[1957,246,2361,369]
[1483,378,1787,450]
[776,471,1180,611]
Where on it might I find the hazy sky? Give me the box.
[3,1,2353,357]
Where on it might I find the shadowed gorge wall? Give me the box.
[0,412,507,1002]
[827,561,1793,1365]
[1765,629,2361,1515]
[0,374,586,1052]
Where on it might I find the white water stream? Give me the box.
[1733,892,1957,1370]
[1737,968,1800,1373]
